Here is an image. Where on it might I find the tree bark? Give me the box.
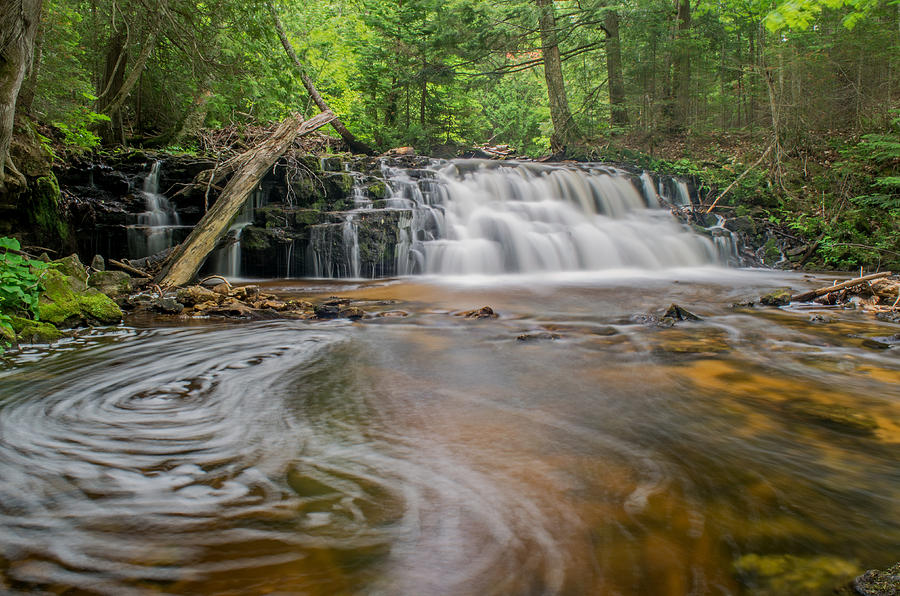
[97,30,127,145]
[172,85,212,147]
[155,110,336,288]
[268,2,374,155]
[604,10,628,128]
[536,0,576,153]
[0,0,42,189]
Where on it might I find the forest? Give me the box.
[0,0,898,269]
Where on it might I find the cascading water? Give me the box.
[210,188,267,278]
[127,161,182,258]
[374,160,721,276]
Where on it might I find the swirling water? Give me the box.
[1,270,899,595]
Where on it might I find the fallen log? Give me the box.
[791,271,892,303]
[109,258,152,278]
[155,110,336,288]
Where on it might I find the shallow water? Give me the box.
[1,268,898,595]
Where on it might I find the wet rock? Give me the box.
[516,331,561,341]
[760,288,792,306]
[39,268,122,326]
[313,303,365,320]
[663,303,702,321]
[733,553,859,596]
[460,306,499,319]
[631,313,675,328]
[853,562,900,596]
[732,300,756,308]
[175,285,222,307]
[124,292,155,309]
[858,334,900,350]
[88,270,133,298]
[151,297,185,314]
[230,285,260,302]
[876,311,900,323]
[809,313,832,324]
[10,316,61,343]
[211,283,231,296]
[375,310,409,318]
[90,254,105,271]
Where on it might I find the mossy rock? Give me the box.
[39,269,122,327]
[367,181,387,199]
[292,209,323,226]
[734,553,860,596]
[88,270,133,298]
[760,288,792,306]
[0,323,14,346]
[26,174,73,249]
[11,316,61,343]
[48,254,89,288]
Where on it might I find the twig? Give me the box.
[705,143,774,214]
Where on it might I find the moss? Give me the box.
[763,237,782,264]
[39,269,122,326]
[11,316,62,343]
[48,254,89,288]
[293,209,322,226]
[760,288,792,306]
[27,174,72,249]
[367,181,386,199]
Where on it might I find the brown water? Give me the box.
[1,268,898,595]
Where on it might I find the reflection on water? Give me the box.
[1,269,898,595]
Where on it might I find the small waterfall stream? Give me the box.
[126,161,182,258]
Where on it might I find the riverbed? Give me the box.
[1,267,898,595]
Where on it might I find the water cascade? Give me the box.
[126,161,182,258]
[376,160,722,276]
[210,188,268,278]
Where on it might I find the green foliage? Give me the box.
[0,238,47,350]
[52,104,109,152]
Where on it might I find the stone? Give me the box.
[460,306,498,319]
[90,254,105,271]
[809,314,832,324]
[151,297,185,314]
[760,288,792,306]
[663,303,702,321]
[859,334,900,350]
[39,269,122,326]
[853,562,900,596]
[375,310,409,318]
[10,316,61,343]
[176,285,222,307]
[516,331,561,341]
[48,254,89,291]
[88,270,133,298]
[211,283,231,295]
[314,304,365,320]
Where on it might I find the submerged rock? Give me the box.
[459,306,498,319]
[761,288,792,306]
[783,399,879,436]
[733,553,859,596]
[516,331,561,341]
[853,562,900,596]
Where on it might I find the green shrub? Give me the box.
[0,238,48,350]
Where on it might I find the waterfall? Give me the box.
[209,188,266,278]
[374,160,720,275]
[127,161,182,258]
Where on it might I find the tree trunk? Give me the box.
[604,10,628,128]
[103,27,159,117]
[17,9,42,115]
[536,0,576,153]
[96,30,127,145]
[155,111,336,288]
[268,2,374,155]
[0,0,42,189]
[172,85,212,147]
[672,0,692,131]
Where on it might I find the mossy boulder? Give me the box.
[88,270,133,298]
[39,268,122,327]
[10,316,62,343]
[761,288,792,306]
[48,254,89,289]
[367,181,387,199]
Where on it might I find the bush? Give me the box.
[0,238,47,350]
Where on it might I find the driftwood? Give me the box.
[792,271,892,303]
[109,258,152,278]
[155,111,336,288]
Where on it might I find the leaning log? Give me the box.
[155,111,336,288]
[791,271,892,303]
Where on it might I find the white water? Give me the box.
[126,161,182,258]
[382,160,721,276]
[210,188,266,277]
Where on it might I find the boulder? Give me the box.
[88,270,133,297]
[39,269,122,326]
[760,288,792,306]
[90,254,105,271]
[10,316,61,343]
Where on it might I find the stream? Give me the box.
[1,268,898,595]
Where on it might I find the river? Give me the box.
[1,267,898,595]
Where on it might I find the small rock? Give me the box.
[516,331,561,341]
[809,314,832,324]
[152,297,185,314]
[375,310,409,318]
[90,254,105,271]
[760,288,792,306]
[460,306,498,319]
[176,285,222,307]
[854,562,900,596]
[313,304,365,320]
[860,334,900,350]
[211,283,231,295]
[663,303,702,321]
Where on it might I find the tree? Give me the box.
[0,0,42,189]
[604,9,628,127]
[536,0,577,152]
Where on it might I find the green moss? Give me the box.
[763,237,782,264]
[48,254,88,288]
[39,269,121,326]
[27,174,72,248]
[88,270,132,297]
[760,288,792,306]
[367,181,386,199]
[293,209,322,226]
[11,316,61,343]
